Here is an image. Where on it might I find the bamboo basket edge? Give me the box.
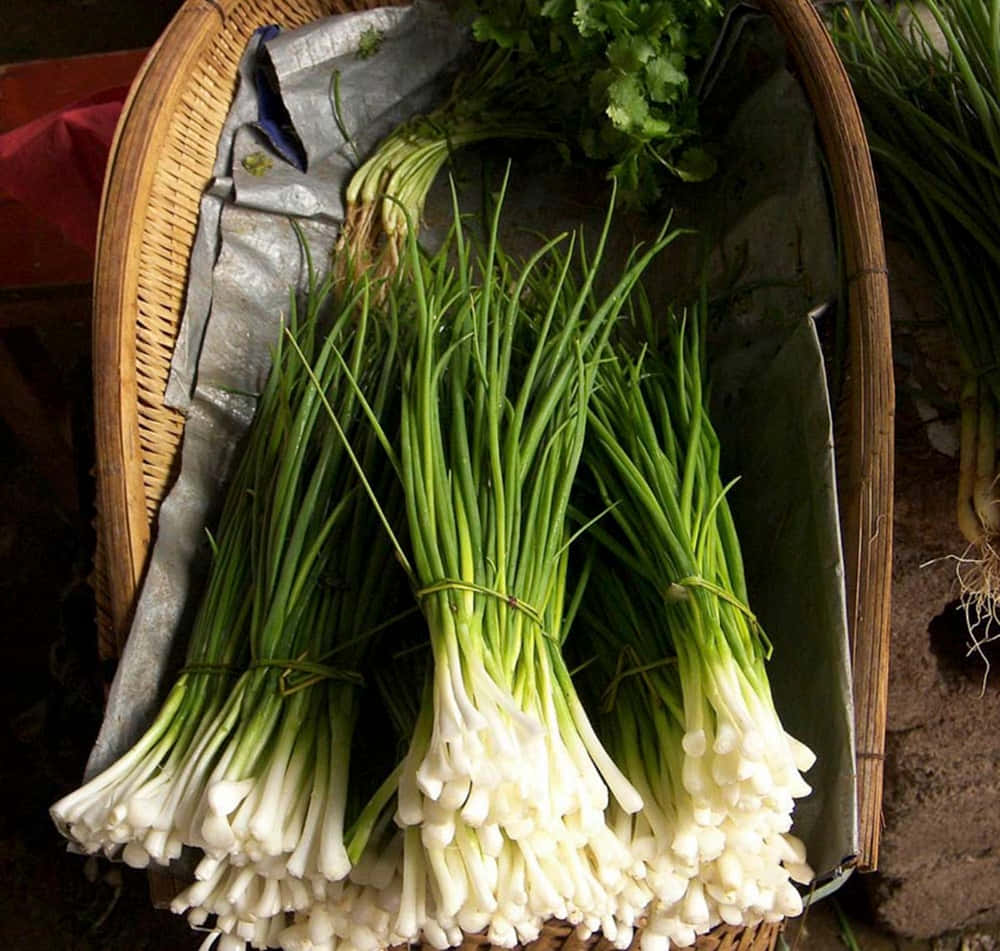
[90,0,893,941]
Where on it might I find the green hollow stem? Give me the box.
[834,0,1000,559]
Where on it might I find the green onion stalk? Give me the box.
[834,0,1000,642]
[336,45,556,280]
[53,265,409,951]
[336,0,724,274]
[575,301,815,949]
[284,183,684,951]
[173,302,409,950]
[47,286,295,867]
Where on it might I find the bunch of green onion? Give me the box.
[283,185,682,951]
[572,301,814,948]
[54,186,816,951]
[52,265,409,951]
[338,45,555,276]
[834,0,1000,640]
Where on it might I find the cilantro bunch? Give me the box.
[471,0,723,200]
[337,0,724,270]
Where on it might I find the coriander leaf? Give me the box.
[575,0,638,35]
[356,25,384,59]
[635,3,679,37]
[606,74,649,133]
[571,0,606,36]
[600,0,639,33]
[670,145,717,182]
[241,151,274,176]
[607,35,655,73]
[639,113,673,138]
[472,16,532,50]
[666,22,689,50]
[645,53,688,102]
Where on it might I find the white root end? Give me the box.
[948,536,1000,692]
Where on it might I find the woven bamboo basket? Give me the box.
[91,0,894,947]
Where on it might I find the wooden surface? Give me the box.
[754,0,894,872]
[93,8,197,656]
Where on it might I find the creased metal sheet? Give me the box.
[165,27,268,411]
[702,62,858,880]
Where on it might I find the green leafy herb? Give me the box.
[470,0,725,202]
[337,0,725,267]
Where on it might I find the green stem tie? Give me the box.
[178,662,242,677]
[601,645,678,713]
[180,657,363,696]
[669,575,773,658]
[415,578,551,637]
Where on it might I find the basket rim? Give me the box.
[752,0,894,873]
[92,0,231,649]
[91,0,893,875]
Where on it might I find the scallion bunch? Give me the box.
[573,299,815,948]
[55,183,817,951]
[283,183,687,951]
[53,263,410,951]
[834,0,1000,644]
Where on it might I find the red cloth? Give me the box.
[0,86,127,255]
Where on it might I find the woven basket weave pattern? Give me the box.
[454,923,779,951]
